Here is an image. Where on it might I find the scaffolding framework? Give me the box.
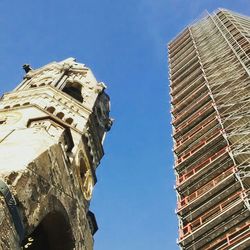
[169,9,250,250]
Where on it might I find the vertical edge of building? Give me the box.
[169,9,250,250]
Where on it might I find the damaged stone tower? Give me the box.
[0,58,112,249]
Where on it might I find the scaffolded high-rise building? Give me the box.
[169,9,250,250]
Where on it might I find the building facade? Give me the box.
[169,9,250,250]
[0,58,112,249]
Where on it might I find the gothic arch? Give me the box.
[46,106,56,114]
[65,117,74,125]
[21,196,74,250]
[62,82,83,103]
[56,112,65,119]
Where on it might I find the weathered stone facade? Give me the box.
[0,58,112,249]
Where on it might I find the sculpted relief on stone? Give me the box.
[0,111,22,125]
[76,151,94,201]
[26,67,62,87]
[83,169,94,201]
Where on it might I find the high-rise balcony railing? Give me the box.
[171,55,199,80]
[171,83,207,115]
[177,166,237,212]
[206,221,250,250]
[174,115,219,154]
[170,75,204,102]
[176,129,222,164]
[176,146,229,186]
[171,62,201,88]
[180,190,246,239]
[172,94,211,125]
[170,44,195,69]
[170,68,203,98]
[169,29,190,51]
[170,50,197,75]
[173,102,215,139]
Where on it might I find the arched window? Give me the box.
[21,211,74,250]
[46,106,56,114]
[4,106,10,109]
[23,102,30,106]
[56,112,64,119]
[62,82,83,102]
[65,118,73,125]
[13,104,20,107]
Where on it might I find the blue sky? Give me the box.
[0,1,250,249]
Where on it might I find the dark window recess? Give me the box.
[21,212,74,250]
[62,85,83,103]
[56,112,64,119]
[46,107,55,114]
[65,118,73,125]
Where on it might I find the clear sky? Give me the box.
[0,1,250,249]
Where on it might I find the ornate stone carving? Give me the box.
[0,58,112,249]
[27,67,62,86]
[0,111,22,125]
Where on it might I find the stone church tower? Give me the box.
[0,58,112,249]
